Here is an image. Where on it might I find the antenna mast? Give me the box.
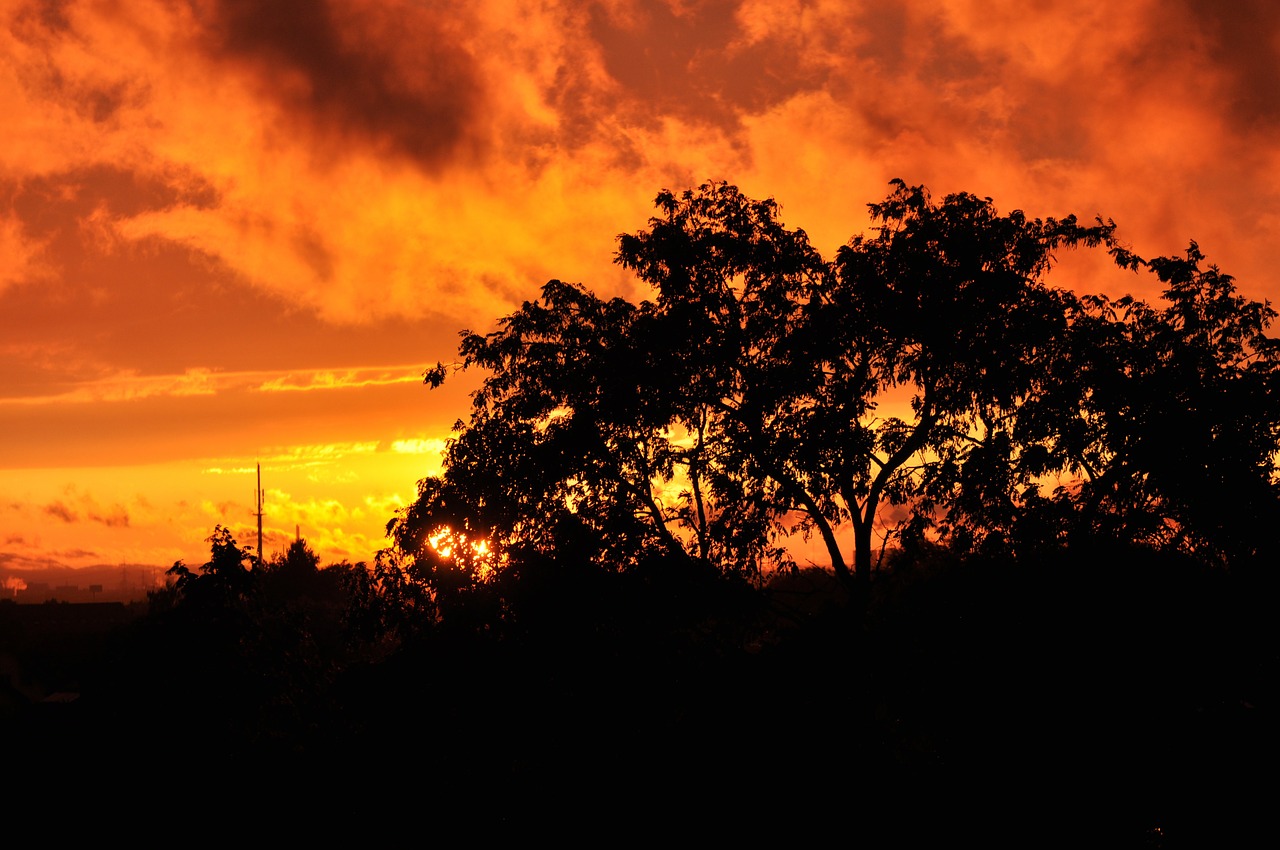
[255,463,265,567]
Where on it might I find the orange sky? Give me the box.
[3,0,1279,578]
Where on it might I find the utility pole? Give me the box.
[255,463,265,568]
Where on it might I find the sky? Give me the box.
[3,0,1279,580]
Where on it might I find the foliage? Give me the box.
[334,547,445,647]
[393,178,1280,615]
[269,537,321,575]
[162,524,255,609]
[816,181,1118,577]
[1019,242,1280,564]
[257,536,333,607]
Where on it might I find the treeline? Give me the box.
[10,525,1271,842]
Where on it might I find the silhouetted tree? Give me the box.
[335,547,443,647]
[258,536,332,606]
[272,537,321,575]
[801,181,1117,582]
[1020,242,1280,565]
[396,180,1280,598]
[164,524,255,609]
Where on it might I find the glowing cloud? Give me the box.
[389,438,446,455]
[40,488,130,527]
[256,367,423,393]
[1,366,431,406]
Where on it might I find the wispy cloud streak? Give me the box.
[0,365,427,406]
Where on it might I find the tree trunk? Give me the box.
[852,510,874,593]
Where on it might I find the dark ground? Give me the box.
[2,549,1274,845]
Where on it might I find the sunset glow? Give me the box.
[3,0,1278,578]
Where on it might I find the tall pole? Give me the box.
[256,463,264,568]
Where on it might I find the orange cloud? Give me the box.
[255,367,422,393]
[40,487,130,527]
[0,364,431,405]
[0,207,48,292]
[198,0,487,171]
[389,438,447,455]
[4,0,1277,387]
[6,0,1279,328]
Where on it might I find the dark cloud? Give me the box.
[39,496,127,527]
[0,550,70,571]
[291,223,336,282]
[7,0,72,48]
[200,0,485,170]
[852,4,911,75]
[15,0,72,34]
[8,8,144,126]
[52,548,97,559]
[587,1,827,133]
[44,500,76,522]
[1180,0,1280,130]
[0,160,452,396]
[80,82,129,124]
[841,8,1015,154]
[7,165,219,241]
[88,506,130,528]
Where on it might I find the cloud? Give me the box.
[43,500,76,523]
[586,0,828,130]
[2,0,1276,357]
[200,499,242,521]
[0,367,218,405]
[255,367,422,393]
[252,489,398,562]
[52,547,99,559]
[41,490,130,527]
[262,441,381,464]
[389,438,447,455]
[0,550,68,572]
[1180,0,1280,132]
[94,509,130,528]
[0,1,733,327]
[199,0,487,170]
[4,0,1279,332]
[0,207,49,294]
[0,364,428,405]
[201,442,381,477]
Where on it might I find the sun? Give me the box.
[427,527,501,581]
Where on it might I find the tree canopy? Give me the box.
[164,524,255,608]
[393,180,1280,603]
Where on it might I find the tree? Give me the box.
[164,524,256,608]
[1012,242,1280,565]
[400,182,837,594]
[272,537,321,575]
[783,181,1117,581]
[258,536,346,609]
[395,180,1280,597]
